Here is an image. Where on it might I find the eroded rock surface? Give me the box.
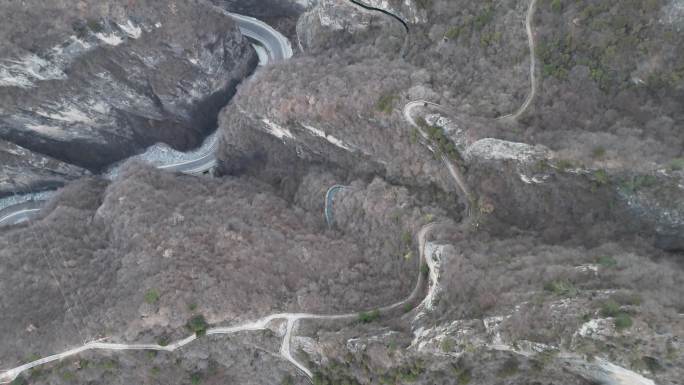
[0,0,257,171]
[0,139,88,197]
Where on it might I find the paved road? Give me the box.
[154,8,293,176]
[324,185,347,227]
[0,201,43,226]
[0,10,293,228]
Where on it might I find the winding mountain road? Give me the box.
[0,201,43,226]
[1,0,534,382]
[0,10,293,228]
[0,6,444,384]
[0,219,439,384]
[324,184,348,227]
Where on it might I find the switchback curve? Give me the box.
[0,9,294,228]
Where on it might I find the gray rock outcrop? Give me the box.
[0,0,257,171]
[0,139,88,197]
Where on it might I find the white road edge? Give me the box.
[0,7,294,228]
[0,208,41,226]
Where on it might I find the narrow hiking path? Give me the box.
[2,1,546,382]
[498,0,538,121]
[0,221,440,383]
[403,100,474,215]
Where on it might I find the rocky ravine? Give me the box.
[0,139,88,198]
[0,0,682,384]
[0,0,257,174]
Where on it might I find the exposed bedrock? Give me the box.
[215,43,460,212]
[462,136,684,251]
[0,0,257,171]
[296,0,405,53]
[212,0,307,18]
[0,161,439,367]
[0,139,89,197]
[358,0,427,24]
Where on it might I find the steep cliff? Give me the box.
[0,0,257,171]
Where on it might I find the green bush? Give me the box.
[555,159,575,171]
[592,146,606,159]
[402,231,412,246]
[157,335,170,346]
[186,314,209,336]
[538,36,574,79]
[593,169,609,185]
[614,313,633,330]
[445,26,463,40]
[620,175,658,193]
[420,264,430,276]
[668,158,684,171]
[473,4,495,31]
[551,0,562,13]
[600,300,634,331]
[597,255,617,268]
[358,309,381,324]
[543,279,578,297]
[144,289,160,304]
[376,94,397,114]
[555,159,576,171]
[419,122,462,161]
[600,300,621,317]
[190,372,202,385]
[440,338,455,352]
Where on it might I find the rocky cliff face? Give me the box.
[0,0,257,171]
[361,0,427,24]
[297,0,386,52]
[0,139,88,197]
[462,134,684,251]
[1,1,683,384]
